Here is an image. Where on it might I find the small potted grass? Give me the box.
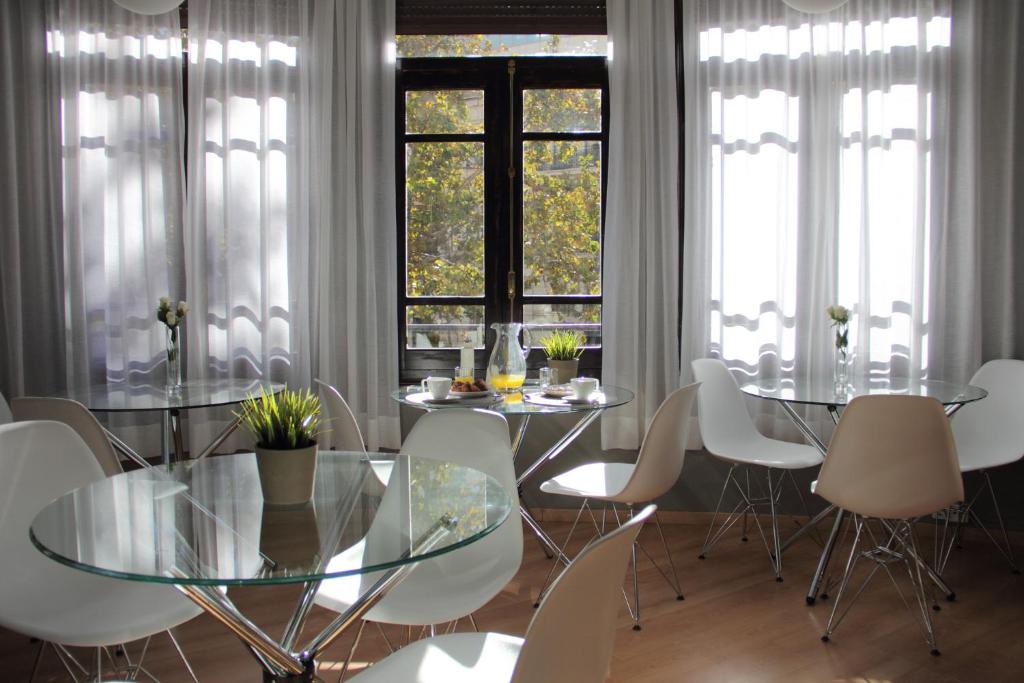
[539,329,586,385]
[236,386,322,506]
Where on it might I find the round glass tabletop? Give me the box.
[739,376,988,407]
[56,379,285,412]
[30,451,512,586]
[392,384,634,415]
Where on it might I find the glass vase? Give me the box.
[833,327,849,394]
[166,327,182,391]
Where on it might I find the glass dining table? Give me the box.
[56,379,284,468]
[393,384,635,563]
[30,451,513,682]
[739,375,988,606]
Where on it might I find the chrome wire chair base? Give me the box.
[822,516,942,656]
[934,470,1019,576]
[29,630,196,683]
[533,500,684,631]
[699,464,818,582]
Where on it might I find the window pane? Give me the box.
[406,90,484,134]
[522,141,602,296]
[406,142,485,296]
[406,305,485,349]
[525,303,602,347]
[524,89,602,133]
[397,35,607,58]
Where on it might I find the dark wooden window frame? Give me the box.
[397,56,609,382]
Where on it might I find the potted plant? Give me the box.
[236,387,322,506]
[539,329,586,385]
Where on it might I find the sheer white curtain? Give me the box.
[681,0,956,436]
[309,0,400,450]
[48,0,185,451]
[185,0,315,392]
[0,0,65,398]
[930,0,1024,378]
[186,0,399,450]
[601,0,681,449]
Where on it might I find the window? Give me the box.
[694,9,951,379]
[397,41,608,379]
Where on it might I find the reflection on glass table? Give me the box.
[54,379,284,468]
[739,376,988,410]
[31,451,512,681]
[393,384,635,566]
[739,375,987,607]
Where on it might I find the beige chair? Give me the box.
[11,397,123,476]
[0,391,11,425]
[314,379,366,453]
[348,505,655,683]
[537,383,700,629]
[815,395,963,656]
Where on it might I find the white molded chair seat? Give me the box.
[11,396,124,476]
[951,359,1024,473]
[315,379,367,453]
[539,461,634,501]
[707,433,822,469]
[349,506,655,683]
[349,632,523,683]
[315,409,522,627]
[535,384,700,629]
[0,421,203,648]
[691,358,824,581]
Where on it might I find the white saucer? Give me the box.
[423,397,460,405]
[564,396,600,405]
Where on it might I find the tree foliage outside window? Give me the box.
[399,35,604,350]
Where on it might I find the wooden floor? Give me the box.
[4,518,1023,682]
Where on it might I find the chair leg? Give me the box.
[337,620,366,683]
[167,629,199,683]
[767,469,783,582]
[653,510,685,600]
[822,515,869,641]
[981,471,1020,574]
[28,640,46,683]
[786,469,824,546]
[628,507,641,631]
[901,522,941,655]
[534,499,589,607]
[700,464,736,558]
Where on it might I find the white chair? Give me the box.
[691,359,823,581]
[315,378,367,453]
[314,409,522,675]
[815,395,963,655]
[12,396,124,476]
[536,383,700,630]
[941,359,1024,574]
[348,504,655,683]
[0,390,11,424]
[0,421,202,681]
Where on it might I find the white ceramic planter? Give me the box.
[254,442,318,506]
[547,359,580,385]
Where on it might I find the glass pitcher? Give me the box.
[486,322,533,393]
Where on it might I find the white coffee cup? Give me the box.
[421,376,452,400]
[570,377,600,400]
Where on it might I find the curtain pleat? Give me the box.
[310,0,401,450]
[601,0,681,449]
[0,0,66,399]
